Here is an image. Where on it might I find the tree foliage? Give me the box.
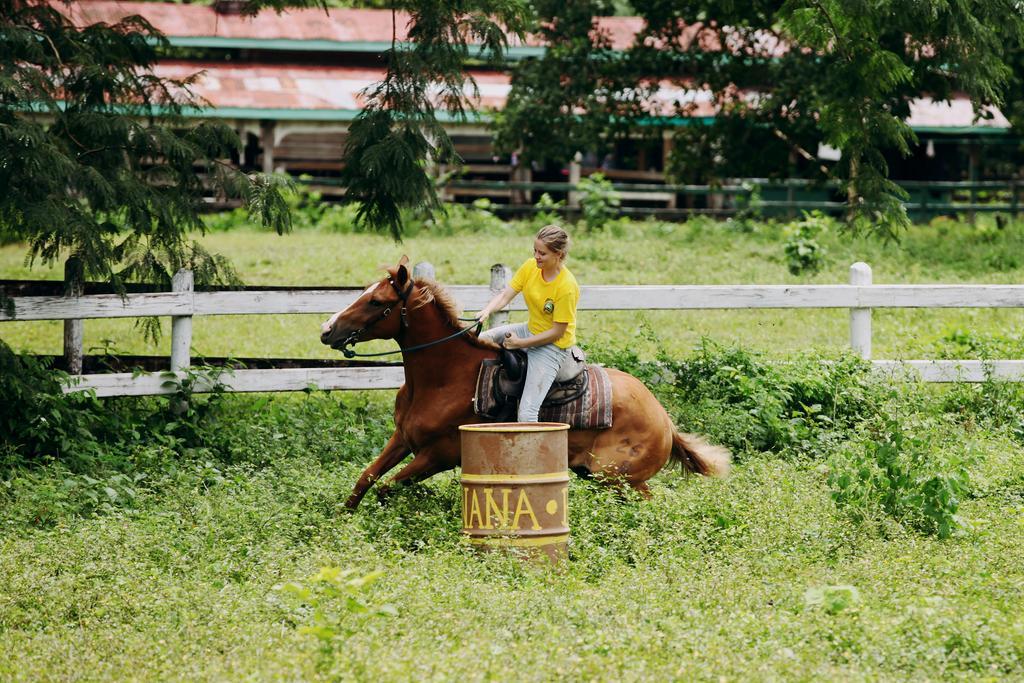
[3,0,1021,263]
[0,0,293,290]
[493,0,652,166]
[339,1,529,239]
[496,0,1024,237]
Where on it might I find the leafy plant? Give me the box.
[532,192,565,230]
[828,417,970,538]
[0,340,107,468]
[783,211,831,275]
[804,585,861,615]
[590,336,878,457]
[577,173,622,230]
[277,567,396,645]
[420,200,508,235]
[157,364,233,446]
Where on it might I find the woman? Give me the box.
[476,225,580,422]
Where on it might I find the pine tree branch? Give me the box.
[807,0,852,62]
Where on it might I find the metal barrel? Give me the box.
[459,422,570,562]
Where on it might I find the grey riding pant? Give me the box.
[480,323,569,422]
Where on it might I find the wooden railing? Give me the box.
[3,262,1024,396]
[300,176,1023,217]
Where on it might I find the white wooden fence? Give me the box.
[3,261,1024,397]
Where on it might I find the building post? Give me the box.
[260,121,276,175]
[511,150,533,206]
[849,262,872,360]
[662,132,677,209]
[489,263,513,328]
[968,142,980,225]
[567,151,582,209]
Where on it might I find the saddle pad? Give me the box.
[538,365,613,430]
[473,360,506,420]
[473,362,614,429]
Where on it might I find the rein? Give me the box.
[337,277,483,359]
[339,317,482,358]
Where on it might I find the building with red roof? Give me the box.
[56,1,1018,209]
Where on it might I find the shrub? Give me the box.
[277,566,396,648]
[588,336,879,457]
[531,192,565,231]
[783,210,831,275]
[420,200,508,235]
[0,340,109,468]
[577,173,621,230]
[828,417,970,538]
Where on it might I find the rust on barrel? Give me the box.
[459,422,570,562]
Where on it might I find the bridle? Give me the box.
[335,277,481,359]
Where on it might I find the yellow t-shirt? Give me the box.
[509,258,579,349]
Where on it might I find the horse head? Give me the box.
[320,255,415,350]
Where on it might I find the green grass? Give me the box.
[3,213,1024,361]
[1,381,1023,680]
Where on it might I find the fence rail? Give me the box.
[10,285,1024,321]
[2,261,1023,396]
[300,175,1023,217]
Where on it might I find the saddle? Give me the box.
[473,346,589,422]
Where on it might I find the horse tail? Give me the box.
[670,429,731,477]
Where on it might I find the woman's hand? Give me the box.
[501,332,523,349]
[477,286,517,325]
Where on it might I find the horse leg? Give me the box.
[376,447,452,501]
[345,430,411,510]
[576,424,671,493]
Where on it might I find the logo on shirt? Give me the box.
[543,298,555,315]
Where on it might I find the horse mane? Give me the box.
[413,278,495,350]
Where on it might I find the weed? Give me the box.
[577,173,621,230]
[783,211,831,275]
[828,416,970,538]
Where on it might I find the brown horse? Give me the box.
[320,257,730,509]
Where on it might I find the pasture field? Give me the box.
[1,352,1024,680]
[2,212,1024,680]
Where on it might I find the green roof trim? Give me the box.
[908,125,1010,135]
[176,106,722,127]
[175,106,1011,135]
[163,36,545,59]
[176,105,487,123]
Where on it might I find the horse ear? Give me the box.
[395,258,410,287]
[398,255,409,267]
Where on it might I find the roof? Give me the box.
[65,2,418,44]
[60,1,705,55]
[906,98,1009,134]
[155,61,724,122]
[62,2,1011,133]
[156,61,513,120]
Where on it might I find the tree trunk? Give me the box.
[63,256,84,375]
[846,155,860,222]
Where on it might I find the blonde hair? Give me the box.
[536,224,571,259]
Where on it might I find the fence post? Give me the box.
[489,263,513,328]
[849,262,872,360]
[413,261,436,281]
[171,269,193,372]
[63,256,84,375]
[567,151,582,209]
